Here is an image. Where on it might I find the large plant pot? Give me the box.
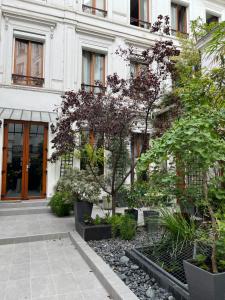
[124,208,138,222]
[143,210,159,226]
[183,260,225,300]
[74,201,93,223]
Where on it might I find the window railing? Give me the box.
[82,4,107,17]
[130,17,151,29]
[12,74,44,87]
[171,29,189,38]
[81,83,106,94]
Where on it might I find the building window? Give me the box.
[82,50,105,93]
[171,3,187,36]
[206,12,219,25]
[130,0,151,29]
[131,133,149,182]
[130,60,148,77]
[80,130,104,175]
[13,39,44,87]
[82,0,107,17]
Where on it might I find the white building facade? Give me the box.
[0,0,224,201]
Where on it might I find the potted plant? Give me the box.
[183,179,225,300]
[56,168,100,223]
[121,184,140,222]
[76,214,112,241]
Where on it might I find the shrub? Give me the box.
[110,214,122,238]
[161,209,200,244]
[83,214,111,226]
[49,192,72,217]
[109,214,137,240]
[56,168,101,204]
[120,214,137,240]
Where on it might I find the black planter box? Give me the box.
[74,201,93,223]
[124,208,138,222]
[75,221,112,241]
[184,260,225,300]
[126,247,189,300]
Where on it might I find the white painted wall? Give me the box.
[0,0,224,199]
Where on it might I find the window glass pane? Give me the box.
[30,42,43,78]
[96,0,104,9]
[82,50,91,87]
[83,0,92,5]
[140,0,148,22]
[130,62,136,77]
[131,0,139,20]
[15,40,28,76]
[171,4,177,31]
[28,125,44,196]
[6,122,24,197]
[206,13,219,25]
[178,6,186,33]
[94,54,104,82]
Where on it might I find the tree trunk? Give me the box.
[111,193,117,216]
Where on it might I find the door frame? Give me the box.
[1,120,48,200]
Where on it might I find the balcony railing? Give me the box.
[12,74,44,87]
[171,29,189,38]
[81,83,106,94]
[82,4,107,18]
[130,18,151,30]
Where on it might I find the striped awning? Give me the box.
[0,107,57,123]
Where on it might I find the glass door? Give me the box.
[28,124,45,197]
[1,121,48,200]
[2,122,24,198]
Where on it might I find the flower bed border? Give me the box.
[69,231,138,300]
[126,246,190,300]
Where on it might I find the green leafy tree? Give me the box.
[139,109,225,273]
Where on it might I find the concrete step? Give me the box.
[0,199,48,209]
[0,206,51,216]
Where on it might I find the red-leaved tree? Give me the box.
[50,16,180,215]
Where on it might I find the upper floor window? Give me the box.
[130,0,151,29]
[171,3,187,36]
[82,0,107,18]
[82,50,105,93]
[13,39,44,87]
[206,12,219,25]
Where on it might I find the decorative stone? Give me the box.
[131,264,139,270]
[120,255,130,264]
[88,228,175,300]
[146,287,155,298]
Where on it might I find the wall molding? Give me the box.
[2,10,57,29]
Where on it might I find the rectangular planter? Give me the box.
[126,247,190,300]
[75,221,112,241]
[184,260,225,300]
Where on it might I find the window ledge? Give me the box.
[0,83,63,95]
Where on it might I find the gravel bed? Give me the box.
[88,228,175,300]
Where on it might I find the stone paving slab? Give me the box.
[0,213,74,240]
[0,238,110,300]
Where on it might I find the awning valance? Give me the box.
[0,107,57,123]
